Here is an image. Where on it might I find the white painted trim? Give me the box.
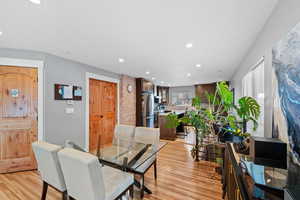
[0,57,44,141]
[85,72,120,151]
[250,56,265,71]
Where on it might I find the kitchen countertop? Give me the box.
[158,110,185,116]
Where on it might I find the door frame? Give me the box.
[85,72,120,151]
[0,57,44,141]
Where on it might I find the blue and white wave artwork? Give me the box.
[273,22,300,166]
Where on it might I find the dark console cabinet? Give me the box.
[250,137,287,169]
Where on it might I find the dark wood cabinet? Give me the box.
[223,143,249,200]
[195,83,216,103]
[136,78,154,93]
[158,115,176,140]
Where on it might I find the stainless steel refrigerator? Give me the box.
[141,92,154,127]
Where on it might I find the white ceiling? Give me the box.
[0,0,278,86]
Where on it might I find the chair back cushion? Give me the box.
[134,127,160,145]
[58,148,105,200]
[114,124,135,142]
[64,140,86,152]
[32,141,66,191]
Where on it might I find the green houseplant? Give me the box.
[224,96,260,139]
[166,81,232,161]
[206,82,261,138]
[166,81,261,161]
[166,98,208,161]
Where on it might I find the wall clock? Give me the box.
[127,84,133,93]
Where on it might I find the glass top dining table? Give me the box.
[97,138,167,171]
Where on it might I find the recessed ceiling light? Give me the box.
[196,64,202,68]
[185,43,193,48]
[29,0,41,4]
[187,73,191,77]
[146,71,150,75]
[0,31,2,36]
[151,77,156,80]
[118,58,125,63]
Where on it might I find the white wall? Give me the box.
[230,0,300,137]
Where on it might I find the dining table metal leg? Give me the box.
[154,159,157,180]
[134,179,152,195]
[129,184,134,199]
[134,179,141,188]
[140,175,144,198]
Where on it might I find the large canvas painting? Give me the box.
[272,22,300,166]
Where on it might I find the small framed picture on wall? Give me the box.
[54,84,82,101]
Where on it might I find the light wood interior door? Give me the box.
[0,66,38,173]
[89,79,117,152]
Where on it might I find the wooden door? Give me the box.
[0,66,38,173]
[89,79,117,152]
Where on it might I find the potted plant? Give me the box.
[166,81,232,161]
[166,98,207,161]
[206,82,261,143]
[166,81,261,161]
[224,96,260,143]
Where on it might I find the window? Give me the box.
[242,58,264,137]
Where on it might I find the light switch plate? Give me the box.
[65,107,74,114]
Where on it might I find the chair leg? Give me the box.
[41,181,48,200]
[140,175,144,199]
[129,185,134,199]
[154,159,157,180]
[62,191,70,200]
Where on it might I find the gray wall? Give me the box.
[230,0,300,138]
[0,48,119,148]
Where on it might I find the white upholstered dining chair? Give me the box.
[58,148,134,200]
[133,127,160,198]
[113,124,135,142]
[32,141,68,200]
[64,140,86,152]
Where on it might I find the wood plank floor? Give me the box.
[0,141,222,200]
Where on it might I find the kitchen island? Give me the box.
[158,110,185,140]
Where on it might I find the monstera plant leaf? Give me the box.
[236,96,260,120]
[226,115,237,130]
[249,116,259,131]
[216,81,234,111]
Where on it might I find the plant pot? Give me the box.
[219,132,244,143]
[232,135,244,143]
[219,132,233,143]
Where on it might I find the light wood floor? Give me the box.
[176,132,196,145]
[0,141,222,200]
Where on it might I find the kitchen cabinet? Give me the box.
[195,83,216,103]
